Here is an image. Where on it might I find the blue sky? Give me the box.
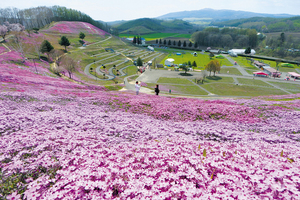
[2,0,299,22]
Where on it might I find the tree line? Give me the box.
[155,38,199,49]
[191,27,258,49]
[0,6,113,33]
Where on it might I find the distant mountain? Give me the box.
[114,18,194,34]
[211,16,300,32]
[157,8,296,21]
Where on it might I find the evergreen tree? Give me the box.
[159,39,162,44]
[194,42,198,48]
[137,57,143,66]
[40,40,54,60]
[168,40,171,45]
[59,36,70,51]
[178,40,181,47]
[188,41,192,47]
[245,47,251,54]
[280,32,285,43]
[156,39,158,44]
[163,40,166,45]
[133,36,136,44]
[137,36,140,44]
[188,61,191,66]
[79,32,85,40]
[183,41,187,47]
[192,61,197,68]
[173,40,176,46]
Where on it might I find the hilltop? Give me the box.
[45,21,108,35]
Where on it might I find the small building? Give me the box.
[253,71,269,77]
[254,61,266,69]
[165,58,175,66]
[263,66,281,77]
[209,49,220,54]
[288,72,300,79]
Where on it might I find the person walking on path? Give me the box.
[135,81,141,95]
[155,84,160,95]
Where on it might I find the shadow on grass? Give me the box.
[206,76,222,80]
[179,73,193,76]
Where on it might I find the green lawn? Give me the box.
[237,78,266,86]
[171,85,208,95]
[160,53,232,69]
[157,77,194,85]
[220,68,243,75]
[172,34,192,38]
[201,83,287,96]
[152,84,208,95]
[267,82,300,91]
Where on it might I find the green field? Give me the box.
[268,82,300,91]
[160,53,232,69]
[237,78,266,86]
[169,85,208,95]
[201,83,287,96]
[119,33,191,41]
[172,34,192,38]
[220,68,243,75]
[157,77,194,85]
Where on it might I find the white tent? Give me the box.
[147,46,154,51]
[165,58,175,66]
[228,49,256,55]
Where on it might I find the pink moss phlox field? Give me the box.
[1,50,300,199]
[0,46,8,54]
[0,93,300,199]
[46,21,107,35]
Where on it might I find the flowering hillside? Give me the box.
[1,48,300,199]
[45,21,108,35]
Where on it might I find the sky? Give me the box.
[1,0,300,22]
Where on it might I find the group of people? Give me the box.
[135,81,160,95]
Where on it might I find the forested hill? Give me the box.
[211,16,300,33]
[0,6,111,33]
[114,18,194,34]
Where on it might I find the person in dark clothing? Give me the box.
[155,85,160,95]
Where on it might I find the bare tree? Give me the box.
[10,32,28,62]
[50,49,65,67]
[0,25,8,41]
[61,56,77,79]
